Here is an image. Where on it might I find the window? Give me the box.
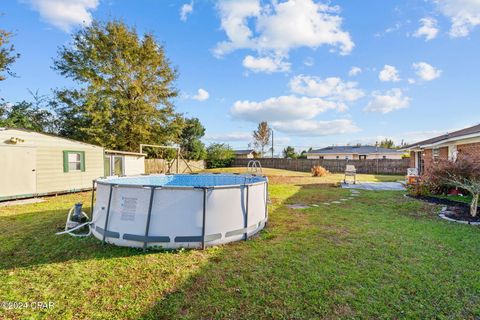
[63,151,85,172]
[113,156,124,176]
[336,156,339,159]
[104,155,124,176]
[345,156,349,160]
[104,156,111,176]
[359,155,367,160]
[433,148,440,162]
[382,156,387,159]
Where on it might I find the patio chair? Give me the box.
[344,165,357,184]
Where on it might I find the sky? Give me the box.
[1,0,480,154]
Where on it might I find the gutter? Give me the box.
[402,132,480,151]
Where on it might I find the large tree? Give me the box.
[0,91,56,132]
[283,146,297,159]
[253,121,271,157]
[52,20,182,152]
[377,138,395,149]
[206,143,234,169]
[179,117,206,160]
[0,26,19,82]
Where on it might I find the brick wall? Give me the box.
[423,149,433,173]
[439,147,449,160]
[458,143,480,158]
[422,144,480,173]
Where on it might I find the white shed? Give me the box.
[104,150,146,176]
[0,128,104,201]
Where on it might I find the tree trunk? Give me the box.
[471,193,479,217]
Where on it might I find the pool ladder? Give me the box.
[247,160,263,174]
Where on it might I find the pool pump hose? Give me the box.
[56,202,100,238]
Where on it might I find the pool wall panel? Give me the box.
[92,174,268,249]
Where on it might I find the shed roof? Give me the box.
[0,127,102,148]
[105,149,147,157]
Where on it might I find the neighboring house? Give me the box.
[234,149,256,159]
[0,128,146,201]
[104,150,146,176]
[305,146,404,160]
[403,123,480,175]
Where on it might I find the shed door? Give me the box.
[0,147,37,198]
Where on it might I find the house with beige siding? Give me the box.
[305,146,404,160]
[403,123,480,175]
[234,149,256,159]
[0,128,145,201]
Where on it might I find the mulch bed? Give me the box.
[407,194,480,223]
[441,206,480,223]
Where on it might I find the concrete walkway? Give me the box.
[341,182,405,191]
[0,198,45,207]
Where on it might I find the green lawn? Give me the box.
[204,167,404,184]
[1,171,479,319]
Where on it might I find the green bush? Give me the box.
[406,182,431,197]
[206,143,234,169]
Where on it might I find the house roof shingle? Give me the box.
[307,146,402,155]
[234,149,255,155]
[403,123,480,149]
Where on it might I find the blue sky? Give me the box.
[1,0,479,154]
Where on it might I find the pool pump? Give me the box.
[67,203,87,229]
[57,202,96,238]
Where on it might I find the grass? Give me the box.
[1,169,479,319]
[204,167,404,184]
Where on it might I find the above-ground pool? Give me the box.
[91,174,268,249]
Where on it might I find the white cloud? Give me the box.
[214,0,354,72]
[348,66,362,76]
[378,65,401,82]
[192,88,210,101]
[375,22,402,37]
[231,95,345,123]
[408,78,416,84]
[413,17,439,41]
[304,57,315,67]
[26,0,99,32]
[242,55,291,73]
[289,75,364,103]
[364,88,410,114]
[412,62,442,81]
[433,0,480,37]
[180,2,194,22]
[205,132,251,142]
[271,119,360,136]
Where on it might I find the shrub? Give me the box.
[406,182,430,197]
[424,153,480,216]
[311,165,329,177]
[206,143,234,169]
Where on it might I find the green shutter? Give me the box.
[63,151,69,172]
[80,151,86,172]
[63,150,86,172]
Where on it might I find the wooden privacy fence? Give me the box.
[145,159,205,174]
[232,158,410,175]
